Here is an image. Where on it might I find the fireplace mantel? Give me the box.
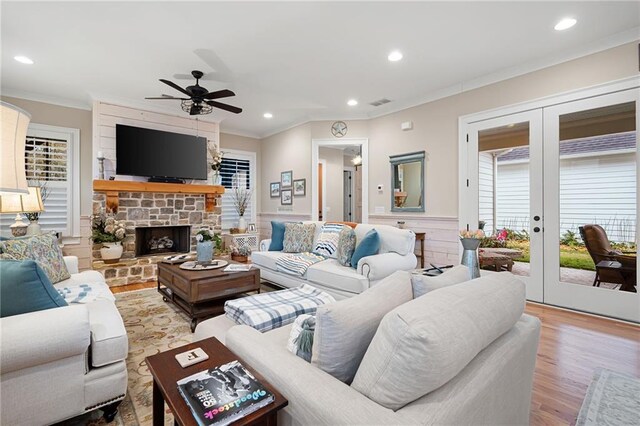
[93,179,224,213]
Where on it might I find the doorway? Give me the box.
[312,138,368,223]
[461,82,639,322]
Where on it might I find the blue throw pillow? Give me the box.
[0,259,68,318]
[351,229,381,269]
[269,221,287,251]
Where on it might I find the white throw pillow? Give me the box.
[351,273,526,411]
[311,271,413,384]
[411,265,471,298]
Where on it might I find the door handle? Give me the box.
[533,227,541,233]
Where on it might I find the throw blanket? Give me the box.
[276,252,326,276]
[225,284,335,332]
[57,284,99,304]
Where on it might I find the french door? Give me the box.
[466,110,544,302]
[543,89,638,321]
[463,86,639,322]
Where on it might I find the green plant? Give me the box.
[479,236,506,248]
[90,213,126,243]
[230,245,251,256]
[560,229,581,247]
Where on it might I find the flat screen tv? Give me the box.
[116,124,208,181]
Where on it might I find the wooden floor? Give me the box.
[111,282,639,425]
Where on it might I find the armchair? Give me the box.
[579,225,637,292]
[0,255,128,424]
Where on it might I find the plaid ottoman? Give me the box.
[224,284,335,332]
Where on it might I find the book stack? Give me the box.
[177,360,274,426]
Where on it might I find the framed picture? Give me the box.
[270,182,280,198]
[281,189,293,205]
[281,170,293,188]
[247,223,257,233]
[293,178,306,196]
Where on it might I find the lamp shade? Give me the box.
[1,101,31,194]
[0,187,44,213]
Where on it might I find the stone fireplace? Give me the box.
[92,187,222,287]
[135,225,191,257]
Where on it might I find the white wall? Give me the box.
[478,152,495,234]
[490,151,636,242]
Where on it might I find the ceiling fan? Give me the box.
[145,70,242,116]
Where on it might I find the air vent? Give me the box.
[369,98,392,107]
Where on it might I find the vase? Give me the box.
[212,171,222,186]
[460,238,481,280]
[27,220,41,236]
[231,254,248,263]
[100,242,123,264]
[197,241,214,263]
[238,216,247,233]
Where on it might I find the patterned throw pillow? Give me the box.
[313,223,346,258]
[283,223,316,253]
[336,226,357,267]
[0,233,71,284]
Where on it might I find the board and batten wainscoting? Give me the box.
[92,101,219,180]
[368,215,459,266]
[257,212,459,266]
[61,215,92,271]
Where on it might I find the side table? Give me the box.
[146,337,288,426]
[414,232,426,268]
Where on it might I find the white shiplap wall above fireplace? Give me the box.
[92,101,219,182]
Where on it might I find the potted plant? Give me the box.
[91,213,126,264]
[195,229,222,263]
[232,185,252,233]
[230,245,251,263]
[208,146,223,185]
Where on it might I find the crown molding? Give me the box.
[0,88,92,111]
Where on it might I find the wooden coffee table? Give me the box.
[146,337,288,426]
[157,260,261,332]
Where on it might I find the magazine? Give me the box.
[224,264,253,272]
[177,360,274,426]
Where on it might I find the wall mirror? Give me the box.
[390,151,425,212]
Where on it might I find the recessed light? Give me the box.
[554,18,577,31]
[14,55,34,65]
[263,112,273,119]
[347,99,358,106]
[387,50,403,62]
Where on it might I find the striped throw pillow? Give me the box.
[313,223,346,258]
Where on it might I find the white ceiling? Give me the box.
[2,1,639,138]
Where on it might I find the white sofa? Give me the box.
[0,256,128,425]
[253,221,418,299]
[196,271,541,425]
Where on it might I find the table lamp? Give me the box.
[0,187,45,237]
[1,101,31,195]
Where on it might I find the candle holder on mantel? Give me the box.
[97,154,106,180]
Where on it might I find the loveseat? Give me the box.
[0,256,128,425]
[196,269,541,425]
[253,221,417,299]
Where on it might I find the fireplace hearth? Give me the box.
[135,225,191,257]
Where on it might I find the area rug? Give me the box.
[114,288,196,425]
[576,368,640,426]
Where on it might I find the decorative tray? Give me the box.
[179,260,228,271]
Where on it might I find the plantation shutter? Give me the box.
[25,133,72,235]
[220,155,254,230]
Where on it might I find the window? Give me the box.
[220,150,257,230]
[1,124,80,239]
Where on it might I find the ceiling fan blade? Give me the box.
[160,79,191,96]
[205,100,242,114]
[145,96,187,100]
[204,89,235,100]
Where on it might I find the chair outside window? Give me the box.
[579,224,637,293]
